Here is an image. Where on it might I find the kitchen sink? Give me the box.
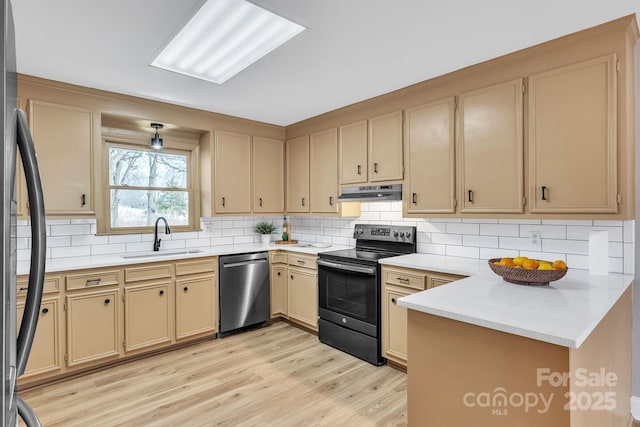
[121,249,203,259]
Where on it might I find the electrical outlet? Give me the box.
[529,231,540,244]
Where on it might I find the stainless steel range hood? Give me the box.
[337,184,402,202]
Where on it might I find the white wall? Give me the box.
[16,202,635,276]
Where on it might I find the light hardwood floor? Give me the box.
[20,321,407,426]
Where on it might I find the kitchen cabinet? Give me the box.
[253,136,285,213]
[28,100,94,215]
[381,266,466,367]
[175,258,217,340]
[369,110,403,182]
[270,251,288,318]
[287,253,318,331]
[310,128,339,214]
[404,98,456,214]
[17,298,61,379]
[124,282,172,353]
[66,288,120,367]
[286,135,310,213]
[339,120,368,184]
[214,130,252,213]
[457,79,524,213]
[528,54,618,213]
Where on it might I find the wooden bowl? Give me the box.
[488,259,568,286]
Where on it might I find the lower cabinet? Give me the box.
[17,297,62,379]
[382,266,466,368]
[270,264,288,317]
[175,275,216,340]
[66,288,120,367]
[286,253,318,331]
[124,282,172,352]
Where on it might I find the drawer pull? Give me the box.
[86,278,102,286]
[397,277,409,283]
[297,260,306,265]
[159,290,164,296]
[104,299,110,305]
[391,298,396,304]
[18,287,27,293]
[41,308,49,314]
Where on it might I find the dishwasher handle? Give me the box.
[317,259,377,275]
[222,258,268,269]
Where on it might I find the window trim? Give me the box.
[99,137,201,235]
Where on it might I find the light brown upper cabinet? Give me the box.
[405,98,456,214]
[28,100,94,215]
[253,136,284,213]
[339,120,368,184]
[457,79,524,213]
[528,54,617,213]
[286,135,310,213]
[369,110,404,183]
[214,130,251,214]
[310,128,339,214]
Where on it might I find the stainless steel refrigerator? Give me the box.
[2,0,46,425]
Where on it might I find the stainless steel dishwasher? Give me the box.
[218,251,270,336]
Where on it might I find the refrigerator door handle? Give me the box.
[17,395,42,427]
[15,109,46,377]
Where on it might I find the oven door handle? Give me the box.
[317,259,377,275]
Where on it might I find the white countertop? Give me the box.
[380,254,633,349]
[17,242,349,276]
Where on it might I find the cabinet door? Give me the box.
[124,282,172,352]
[253,136,284,213]
[175,275,216,339]
[28,100,93,215]
[287,268,317,331]
[310,128,339,214]
[528,55,617,213]
[458,79,524,213]
[405,98,456,213]
[339,120,368,184]
[214,130,251,213]
[270,265,287,318]
[369,111,403,182]
[382,286,412,366]
[66,289,119,367]
[286,135,310,213]
[17,298,61,378]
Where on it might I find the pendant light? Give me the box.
[150,123,164,149]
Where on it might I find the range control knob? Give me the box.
[393,231,399,238]
[399,232,405,238]
[405,232,411,240]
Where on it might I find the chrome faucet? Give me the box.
[153,217,171,251]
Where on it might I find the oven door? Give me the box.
[317,258,378,336]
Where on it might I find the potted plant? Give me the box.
[255,222,276,245]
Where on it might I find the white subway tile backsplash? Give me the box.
[480,224,519,237]
[20,203,632,275]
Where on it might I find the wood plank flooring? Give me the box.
[19,321,407,426]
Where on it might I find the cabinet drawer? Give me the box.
[175,258,216,276]
[18,276,61,295]
[428,273,466,289]
[66,270,120,290]
[125,264,172,283]
[287,253,317,270]
[384,269,426,291]
[270,251,287,264]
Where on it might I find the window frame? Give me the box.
[100,138,200,235]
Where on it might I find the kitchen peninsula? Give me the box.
[382,254,632,426]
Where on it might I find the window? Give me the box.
[107,143,195,230]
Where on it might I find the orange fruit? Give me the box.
[552,260,567,270]
[522,259,539,270]
[513,256,528,267]
[500,257,515,267]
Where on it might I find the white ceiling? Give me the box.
[11,0,640,126]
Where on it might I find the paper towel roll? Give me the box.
[589,230,608,275]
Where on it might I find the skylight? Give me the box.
[151,0,305,84]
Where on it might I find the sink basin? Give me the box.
[121,249,203,259]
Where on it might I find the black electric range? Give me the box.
[317,224,416,365]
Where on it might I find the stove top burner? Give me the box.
[319,248,402,263]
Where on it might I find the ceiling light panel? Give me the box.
[151,0,305,84]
